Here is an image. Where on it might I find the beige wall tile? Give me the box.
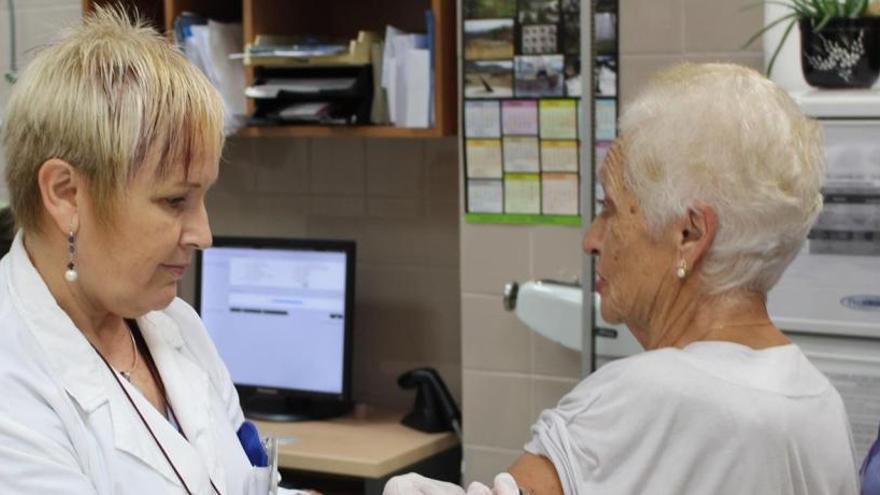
[685,53,764,72]
[530,226,585,284]
[463,446,521,485]
[424,200,460,269]
[358,218,427,266]
[462,371,533,450]
[306,216,363,246]
[619,0,683,55]
[217,138,257,194]
[531,376,580,420]
[357,266,460,362]
[365,139,425,197]
[252,137,309,194]
[309,196,366,218]
[418,267,462,362]
[425,137,460,202]
[8,0,80,10]
[462,294,532,373]
[532,333,582,379]
[461,223,531,295]
[207,192,307,238]
[367,198,425,219]
[353,355,462,410]
[683,0,764,54]
[309,138,365,195]
[618,54,684,107]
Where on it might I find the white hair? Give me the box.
[618,63,824,294]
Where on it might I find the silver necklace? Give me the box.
[119,328,138,382]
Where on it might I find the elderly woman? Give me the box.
[0,8,294,495]
[387,63,858,495]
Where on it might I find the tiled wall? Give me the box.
[0,0,83,204]
[459,0,765,484]
[182,136,463,409]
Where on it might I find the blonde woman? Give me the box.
[0,8,298,495]
[386,64,858,494]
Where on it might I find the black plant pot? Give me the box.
[799,17,880,89]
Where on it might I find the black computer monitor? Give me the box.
[194,236,355,421]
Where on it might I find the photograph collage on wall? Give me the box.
[462,0,618,223]
[593,0,618,208]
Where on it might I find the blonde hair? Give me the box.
[619,63,824,294]
[2,5,224,232]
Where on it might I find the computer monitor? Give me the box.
[194,236,355,421]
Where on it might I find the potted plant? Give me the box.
[746,0,880,88]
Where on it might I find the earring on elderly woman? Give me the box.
[676,259,687,279]
[64,229,78,282]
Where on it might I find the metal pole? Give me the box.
[580,0,595,377]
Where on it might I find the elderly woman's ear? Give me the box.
[36,158,82,235]
[677,201,718,275]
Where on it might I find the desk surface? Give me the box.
[253,407,459,479]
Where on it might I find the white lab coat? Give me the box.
[0,232,269,494]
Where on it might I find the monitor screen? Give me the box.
[195,237,355,402]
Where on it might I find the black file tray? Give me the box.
[248,65,373,126]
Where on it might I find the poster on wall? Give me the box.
[461,0,619,225]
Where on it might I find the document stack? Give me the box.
[380,14,434,128]
[173,13,247,135]
[243,32,377,126]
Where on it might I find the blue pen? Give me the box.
[237,420,269,467]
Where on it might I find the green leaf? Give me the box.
[742,12,798,49]
[767,18,798,77]
[848,0,868,16]
[815,11,835,30]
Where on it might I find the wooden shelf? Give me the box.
[236,125,447,139]
[82,0,458,138]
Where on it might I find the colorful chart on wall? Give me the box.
[462,0,619,225]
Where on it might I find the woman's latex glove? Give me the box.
[383,472,520,495]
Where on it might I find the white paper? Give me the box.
[402,48,430,128]
[542,173,579,215]
[465,101,501,138]
[503,137,539,172]
[501,100,538,135]
[381,25,403,89]
[539,99,577,139]
[596,98,617,141]
[383,27,428,124]
[183,22,246,134]
[468,179,503,213]
[466,139,503,178]
[541,140,578,172]
[504,174,540,214]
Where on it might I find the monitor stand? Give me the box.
[243,394,352,422]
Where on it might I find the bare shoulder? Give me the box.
[508,452,564,495]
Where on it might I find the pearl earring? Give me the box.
[676,259,687,279]
[64,230,78,283]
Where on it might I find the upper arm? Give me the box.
[508,452,564,495]
[0,409,98,493]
